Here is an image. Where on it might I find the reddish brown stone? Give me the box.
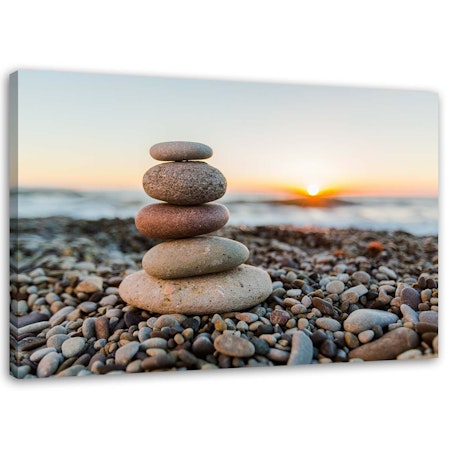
[348,327,419,361]
[135,203,229,239]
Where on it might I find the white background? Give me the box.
[1,1,448,449]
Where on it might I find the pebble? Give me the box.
[135,203,230,239]
[378,266,398,279]
[95,316,110,340]
[266,348,290,363]
[30,347,56,363]
[192,335,215,356]
[399,287,421,310]
[341,285,368,303]
[75,276,104,293]
[270,309,291,326]
[140,337,168,350]
[49,306,75,326]
[37,351,62,377]
[141,352,176,371]
[352,271,371,284]
[315,317,341,332]
[326,280,345,294]
[82,317,96,339]
[154,315,180,328]
[115,341,140,365]
[287,331,313,365]
[418,311,438,327]
[400,304,419,325]
[312,297,334,316]
[119,265,272,315]
[17,321,51,335]
[214,334,255,358]
[61,337,87,358]
[143,162,226,205]
[349,327,419,361]
[142,237,249,279]
[47,334,70,352]
[235,312,259,323]
[397,349,423,360]
[343,309,399,334]
[150,141,213,161]
[358,330,375,344]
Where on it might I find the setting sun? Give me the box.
[306,184,320,196]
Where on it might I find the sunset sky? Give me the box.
[14,70,439,197]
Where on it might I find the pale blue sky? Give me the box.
[16,69,439,196]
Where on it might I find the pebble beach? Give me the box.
[10,217,438,379]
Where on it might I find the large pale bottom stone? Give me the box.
[119,264,272,315]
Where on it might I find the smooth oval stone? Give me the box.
[61,337,87,358]
[214,334,255,358]
[142,236,249,279]
[343,309,399,334]
[115,341,140,366]
[326,280,345,294]
[135,203,229,239]
[150,141,213,161]
[348,327,419,361]
[119,265,272,315]
[37,351,62,378]
[143,162,226,205]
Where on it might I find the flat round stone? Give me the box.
[118,265,272,315]
[214,334,255,358]
[150,141,213,161]
[343,309,399,334]
[142,236,249,279]
[135,203,229,239]
[143,162,226,205]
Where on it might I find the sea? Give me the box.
[11,188,439,237]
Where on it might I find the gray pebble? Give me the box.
[266,348,290,363]
[30,347,56,363]
[140,337,168,350]
[49,306,75,326]
[154,314,180,329]
[315,317,341,332]
[341,285,368,303]
[46,325,68,339]
[82,317,96,339]
[115,341,140,365]
[378,265,398,279]
[326,280,345,294]
[61,337,87,358]
[286,289,302,298]
[37,351,63,377]
[287,331,313,365]
[352,271,371,284]
[343,309,398,334]
[400,304,419,325]
[47,333,70,351]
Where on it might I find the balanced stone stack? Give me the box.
[119,141,272,315]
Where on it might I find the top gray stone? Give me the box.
[150,141,213,161]
[343,309,398,334]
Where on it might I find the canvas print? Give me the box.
[9,70,439,379]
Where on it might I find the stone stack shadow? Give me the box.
[119,141,272,315]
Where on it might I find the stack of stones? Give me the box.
[119,141,272,315]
